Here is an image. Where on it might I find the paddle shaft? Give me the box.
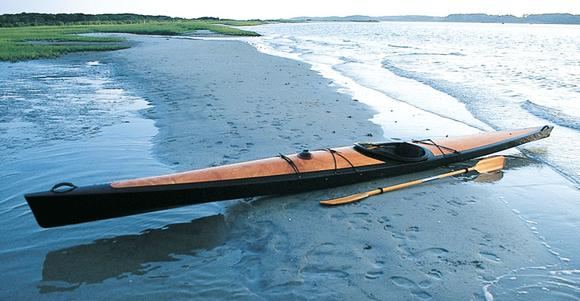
[321,167,471,206]
[374,167,469,195]
[320,156,505,206]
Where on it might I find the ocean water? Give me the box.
[246,22,580,184]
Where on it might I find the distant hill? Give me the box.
[291,15,379,22]
[444,13,580,24]
[444,13,521,23]
[292,15,441,22]
[292,13,580,25]
[524,13,580,24]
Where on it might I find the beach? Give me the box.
[1,31,579,300]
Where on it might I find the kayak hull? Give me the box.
[25,125,553,227]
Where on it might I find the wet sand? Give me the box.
[110,35,382,168]
[5,35,577,300]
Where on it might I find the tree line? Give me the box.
[0,13,224,27]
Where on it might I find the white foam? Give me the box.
[482,284,494,301]
[246,34,480,139]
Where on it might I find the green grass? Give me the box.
[0,20,262,61]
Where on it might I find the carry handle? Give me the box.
[50,182,78,193]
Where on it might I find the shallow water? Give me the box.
[247,21,580,184]
[0,55,222,299]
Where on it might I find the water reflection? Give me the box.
[39,214,228,293]
[474,170,504,183]
[455,155,540,183]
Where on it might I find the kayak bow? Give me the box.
[25,125,553,227]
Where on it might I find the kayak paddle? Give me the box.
[320,156,505,206]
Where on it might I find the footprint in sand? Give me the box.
[347,218,371,231]
[406,226,420,232]
[365,270,384,280]
[377,216,390,224]
[479,251,501,262]
[447,197,466,207]
[300,242,352,279]
[390,276,433,300]
[414,247,449,257]
[426,269,443,280]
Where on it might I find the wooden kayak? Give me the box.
[25,125,553,227]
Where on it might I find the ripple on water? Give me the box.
[0,55,182,298]
[0,58,149,159]
[483,267,580,301]
[391,276,433,300]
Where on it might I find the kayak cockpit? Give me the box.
[354,142,432,162]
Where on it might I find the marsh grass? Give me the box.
[0,20,262,61]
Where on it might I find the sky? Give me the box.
[1,0,579,19]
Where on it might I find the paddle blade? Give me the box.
[320,191,372,206]
[473,156,505,174]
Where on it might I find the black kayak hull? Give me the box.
[25,125,553,227]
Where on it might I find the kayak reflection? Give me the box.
[38,214,228,293]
